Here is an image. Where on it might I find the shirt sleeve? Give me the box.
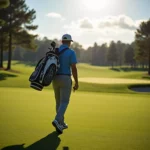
[70,50,77,64]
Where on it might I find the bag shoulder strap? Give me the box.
[58,47,69,55]
[35,57,44,68]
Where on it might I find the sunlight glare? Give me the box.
[82,0,113,11]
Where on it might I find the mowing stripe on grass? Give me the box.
[0,88,150,150]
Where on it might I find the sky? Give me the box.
[26,0,150,48]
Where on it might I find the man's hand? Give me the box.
[73,83,79,92]
[71,63,78,92]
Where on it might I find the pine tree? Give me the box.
[135,19,150,74]
[124,45,135,68]
[0,0,9,8]
[0,9,9,68]
[0,0,9,68]
[0,32,8,68]
[0,0,38,70]
[107,41,118,68]
[91,42,98,65]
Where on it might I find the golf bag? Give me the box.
[29,41,68,91]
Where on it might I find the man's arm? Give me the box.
[71,64,79,91]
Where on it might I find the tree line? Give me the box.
[5,37,148,70]
[0,1,150,74]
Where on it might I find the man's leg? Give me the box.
[52,78,60,114]
[52,78,64,134]
[54,87,60,113]
[55,76,72,124]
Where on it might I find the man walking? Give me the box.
[52,34,78,134]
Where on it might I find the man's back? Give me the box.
[57,44,77,75]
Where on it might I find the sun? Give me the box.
[82,0,112,11]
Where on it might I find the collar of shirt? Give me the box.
[59,44,69,52]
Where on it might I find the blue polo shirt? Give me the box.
[57,44,77,75]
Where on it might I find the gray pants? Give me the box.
[52,75,72,124]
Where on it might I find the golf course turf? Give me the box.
[0,61,150,150]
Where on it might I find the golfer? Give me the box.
[52,34,78,134]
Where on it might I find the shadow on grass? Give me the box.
[1,131,69,150]
[142,75,150,80]
[110,67,148,72]
[0,72,17,81]
[110,68,121,72]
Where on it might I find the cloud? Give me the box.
[64,14,145,32]
[56,14,146,48]
[46,12,65,20]
[98,15,138,30]
[79,18,93,29]
[46,12,61,18]
[63,18,94,31]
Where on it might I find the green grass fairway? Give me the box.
[0,61,150,150]
[0,61,150,93]
[0,88,150,150]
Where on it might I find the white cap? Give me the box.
[62,34,73,42]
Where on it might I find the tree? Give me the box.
[0,0,9,25]
[0,32,8,68]
[115,41,126,67]
[96,43,108,66]
[134,41,148,68]
[91,42,98,65]
[70,41,82,61]
[0,0,9,68]
[0,9,10,68]
[107,41,118,68]
[0,0,9,8]
[124,44,135,68]
[0,0,38,70]
[36,37,51,61]
[83,46,92,63]
[13,46,22,60]
[135,19,150,74]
